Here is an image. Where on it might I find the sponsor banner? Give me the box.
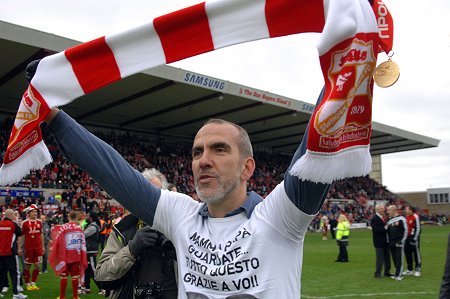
[0,188,43,198]
[350,223,368,229]
[179,71,227,91]
[236,86,297,110]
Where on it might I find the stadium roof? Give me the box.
[0,20,440,156]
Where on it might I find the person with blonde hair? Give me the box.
[335,214,350,262]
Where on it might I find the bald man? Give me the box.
[386,205,408,281]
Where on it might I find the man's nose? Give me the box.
[198,151,212,169]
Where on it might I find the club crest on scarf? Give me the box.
[313,37,376,152]
[5,86,49,164]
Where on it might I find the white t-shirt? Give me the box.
[153,183,314,299]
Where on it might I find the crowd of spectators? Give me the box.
[0,115,439,226]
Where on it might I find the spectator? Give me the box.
[370,204,391,278]
[96,168,177,298]
[403,206,422,277]
[335,214,350,262]
[80,212,100,295]
[439,233,450,299]
[386,205,408,281]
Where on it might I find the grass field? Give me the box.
[5,225,448,299]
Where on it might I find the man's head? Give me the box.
[141,168,168,189]
[375,204,385,215]
[387,205,398,218]
[68,211,78,222]
[192,119,255,205]
[4,209,16,221]
[25,204,39,220]
[86,211,99,224]
[405,206,414,216]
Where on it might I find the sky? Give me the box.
[1,0,449,193]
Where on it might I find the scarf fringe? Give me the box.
[0,141,52,186]
[289,146,372,184]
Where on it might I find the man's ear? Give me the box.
[241,157,255,181]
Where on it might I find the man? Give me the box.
[403,206,422,277]
[386,205,408,281]
[96,168,178,299]
[40,214,51,274]
[439,233,450,298]
[44,107,329,298]
[49,211,87,299]
[0,209,27,299]
[81,212,101,294]
[370,204,391,278]
[20,204,44,291]
[329,214,338,240]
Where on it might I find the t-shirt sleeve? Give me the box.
[254,183,315,241]
[151,190,201,240]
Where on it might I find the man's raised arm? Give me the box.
[283,88,330,215]
[45,108,160,225]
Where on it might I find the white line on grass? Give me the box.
[302,291,436,298]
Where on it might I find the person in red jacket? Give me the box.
[403,206,422,277]
[0,209,28,299]
[50,211,87,299]
[20,204,44,291]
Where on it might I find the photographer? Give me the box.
[95,169,177,299]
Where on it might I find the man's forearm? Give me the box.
[47,110,160,225]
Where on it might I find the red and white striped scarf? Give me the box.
[0,0,393,185]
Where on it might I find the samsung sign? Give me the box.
[183,72,226,91]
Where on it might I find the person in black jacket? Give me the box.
[386,205,408,281]
[82,212,101,294]
[439,233,450,298]
[329,214,338,240]
[370,204,391,278]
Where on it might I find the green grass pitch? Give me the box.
[6,225,447,299]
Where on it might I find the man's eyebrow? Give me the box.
[192,145,203,155]
[210,141,231,151]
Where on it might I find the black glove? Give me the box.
[25,59,41,83]
[128,226,159,258]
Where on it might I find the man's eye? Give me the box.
[192,151,202,158]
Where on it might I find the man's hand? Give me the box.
[25,59,41,83]
[128,226,159,258]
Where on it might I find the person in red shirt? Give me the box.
[50,211,87,299]
[0,209,28,299]
[20,204,44,291]
[403,206,422,277]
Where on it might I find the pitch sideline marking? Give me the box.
[302,291,436,298]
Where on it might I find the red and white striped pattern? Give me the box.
[31,0,329,107]
[1,0,387,185]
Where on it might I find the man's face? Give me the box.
[29,210,37,220]
[192,123,244,204]
[387,206,396,217]
[377,206,385,215]
[405,206,412,215]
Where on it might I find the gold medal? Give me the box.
[373,59,400,88]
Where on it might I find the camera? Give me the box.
[134,282,163,299]
[157,233,176,260]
